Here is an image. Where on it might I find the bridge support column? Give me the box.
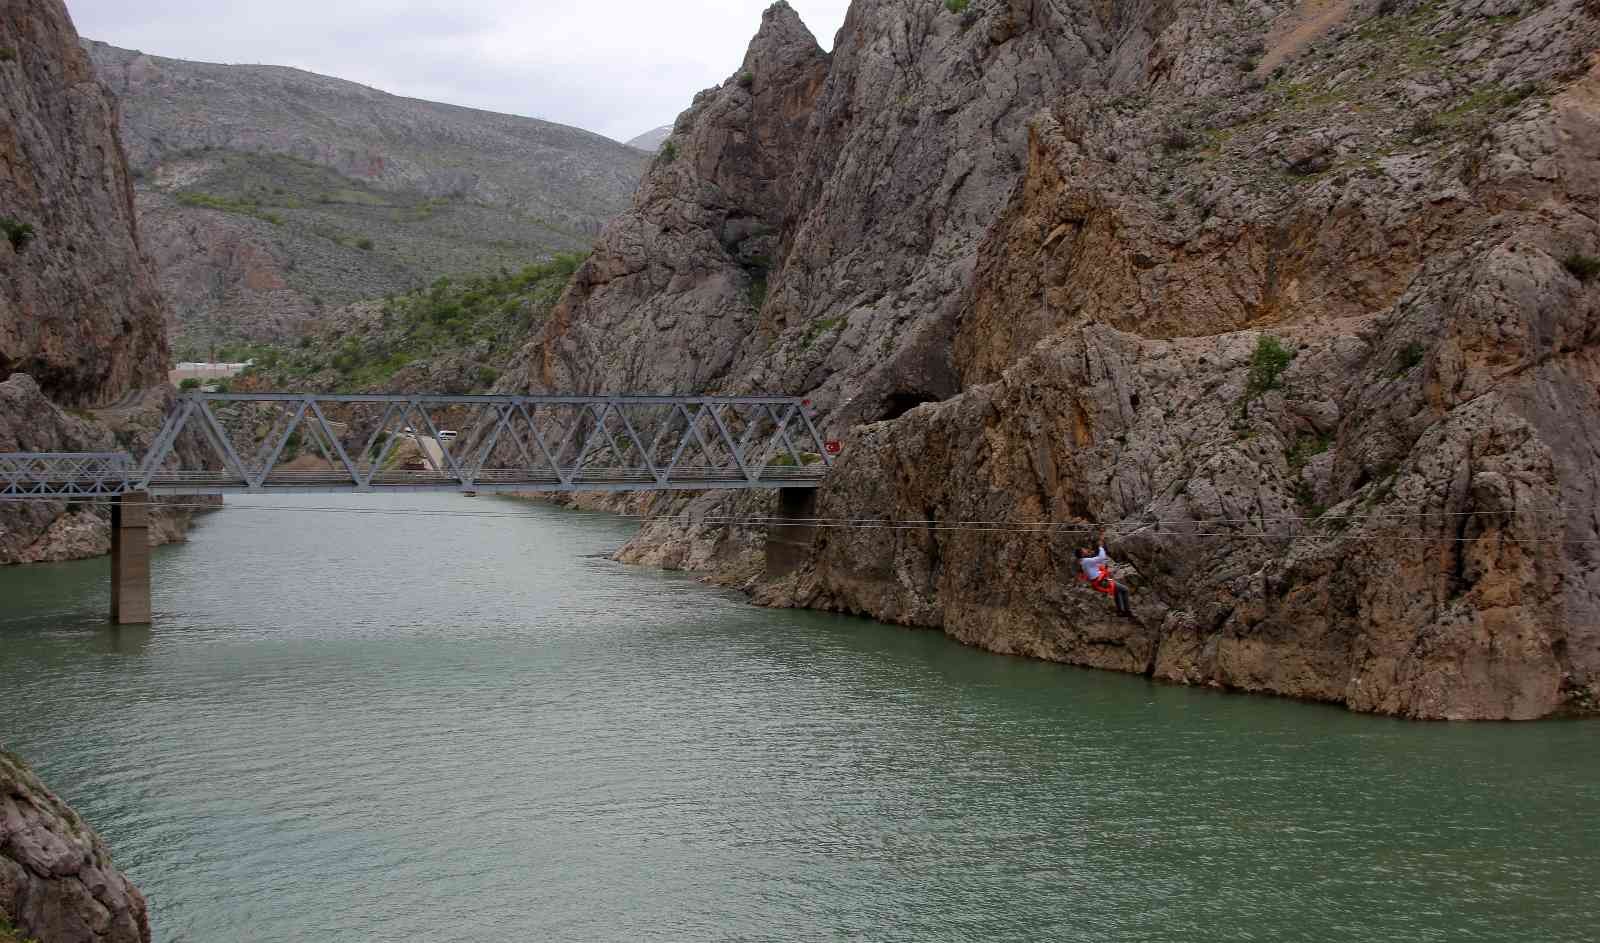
[110,492,152,625]
[765,489,818,580]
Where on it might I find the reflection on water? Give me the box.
[1,494,1596,943]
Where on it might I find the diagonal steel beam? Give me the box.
[706,402,754,482]
[251,400,310,488]
[194,399,252,484]
[515,403,564,480]
[308,399,363,488]
[613,406,660,483]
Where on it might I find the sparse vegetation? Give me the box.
[748,273,768,311]
[1246,334,1296,397]
[1396,341,1426,374]
[355,237,374,251]
[1,218,35,253]
[1160,125,1199,153]
[0,910,42,943]
[660,140,678,164]
[244,253,586,391]
[738,71,755,88]
[0,48,16,64]
[944,0,970,12]
[1408,113,1440,139]
[177,191,283,225]
[1288,433,1332,474]
[1563,252,1600,283]
[803,316,847,348]
[179,378,202,391]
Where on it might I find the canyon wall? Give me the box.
[509,0,1600,719]
[0,0,188,563]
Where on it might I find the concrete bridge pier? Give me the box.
[110,491,152,625]
[765,488,819,579]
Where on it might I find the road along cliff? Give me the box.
[504,0,1600,719]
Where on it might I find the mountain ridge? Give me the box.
[83,39,647,350]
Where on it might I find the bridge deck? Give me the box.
[141,467,826,495]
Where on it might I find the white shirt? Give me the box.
[1080,547,1109,581]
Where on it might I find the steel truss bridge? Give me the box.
[1,393,833,498]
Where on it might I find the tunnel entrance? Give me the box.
[880,392,940,422]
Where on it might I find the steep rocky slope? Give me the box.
[505,0,1600,719]
[1,751,149,943]
[84,41,648,348]
[1,1,191,564]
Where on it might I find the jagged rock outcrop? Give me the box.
[512,0,1600,719]
[0,751,149,943]
[1,0,191,565]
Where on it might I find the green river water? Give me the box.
[0,494,1595,942]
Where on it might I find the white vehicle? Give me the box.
[438,430,458,442]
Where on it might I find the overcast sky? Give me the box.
[63,0,851,143]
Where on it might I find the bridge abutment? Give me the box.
[110,492,152,625]
[765,489,818,580]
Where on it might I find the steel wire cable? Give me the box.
[0,496,1596,543]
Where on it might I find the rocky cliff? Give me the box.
[1,9,165,404]
[85,41,648,349]
[0,751,149,943]
[507,0,1600,719]
[1,1,189,564]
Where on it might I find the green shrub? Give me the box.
[1408,113,1440,139]
[944,0,969,11]
[1,909,43,943]
[178,377,202,391]
[660,140,678,164]
[1,217,35,253]
[1246,334,1295,397]
[737,71,754,88]
[476,366,499,387]
[1160,125,1198,153]
[1563,252,1600,283]
[1396,341,1425,373]
[0,48,15,63]
[748,273,768,311]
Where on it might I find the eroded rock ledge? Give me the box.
[0,751,149,943]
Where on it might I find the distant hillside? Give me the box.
[625,126,673,152]
[85,40,647,353]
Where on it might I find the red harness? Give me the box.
[1078,568,1117,596]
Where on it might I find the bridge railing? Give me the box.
[133,393,832,494]
[0,453,133,500]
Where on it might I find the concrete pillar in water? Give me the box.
[765,488,819,579]
[110,491,152,625]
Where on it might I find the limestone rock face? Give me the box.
[0,0,167,405]
[520,0,1600,718]
[0,1,188,566]
[0,751,150,943]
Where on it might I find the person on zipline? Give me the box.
[1078,529,1133,619]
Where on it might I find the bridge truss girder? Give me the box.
[130,393,832,495]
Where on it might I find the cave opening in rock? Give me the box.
[881,392,940,421]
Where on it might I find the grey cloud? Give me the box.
[64,0,850,141]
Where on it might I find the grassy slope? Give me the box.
[235,254,584,393]
[155,151,593,354]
